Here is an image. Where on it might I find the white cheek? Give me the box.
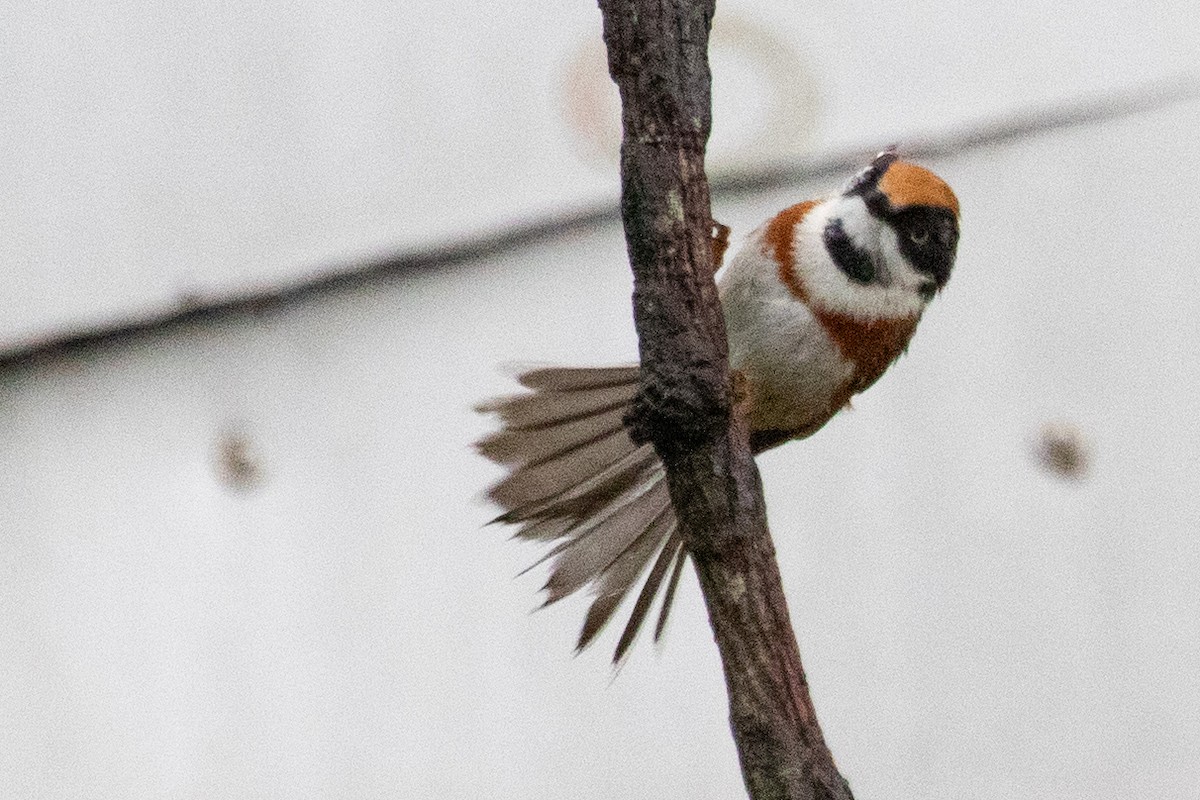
[877,226,907,283]
[795,200,928,320]
[833,198,880,253]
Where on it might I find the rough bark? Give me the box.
[596,1,855,798]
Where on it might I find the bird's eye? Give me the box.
[908,227,929,246]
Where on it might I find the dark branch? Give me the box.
[596,1,854,798]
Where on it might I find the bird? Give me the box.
[476,151,960,662]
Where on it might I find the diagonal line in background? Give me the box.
[2,73,1197,371]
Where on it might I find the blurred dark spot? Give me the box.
[1035,422,1089,480]
[216,431,264,492]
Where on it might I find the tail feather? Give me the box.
[542,476,672,604]
[476,380,634,432]
[497,444,659,524]
[576,505,675,652]
[507,515,574,543]
[477,403,628,467]
[654,544,689,641]
[477,365,686,659]
[612,530,684,662]
[515,474,664,585]
[516,365,641,391]
[486,426,638,513]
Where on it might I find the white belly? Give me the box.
[719,237,854,435]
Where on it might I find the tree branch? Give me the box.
[596,2,855,798]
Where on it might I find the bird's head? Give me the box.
[810,152,960,317]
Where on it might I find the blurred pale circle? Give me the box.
[563,12,821,172]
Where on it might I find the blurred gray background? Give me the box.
[3,1,1198,797]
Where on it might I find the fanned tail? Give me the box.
[476,366,684,660]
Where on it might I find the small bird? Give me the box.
[477,151,960,661]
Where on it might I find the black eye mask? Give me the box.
[890,206,959,289]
